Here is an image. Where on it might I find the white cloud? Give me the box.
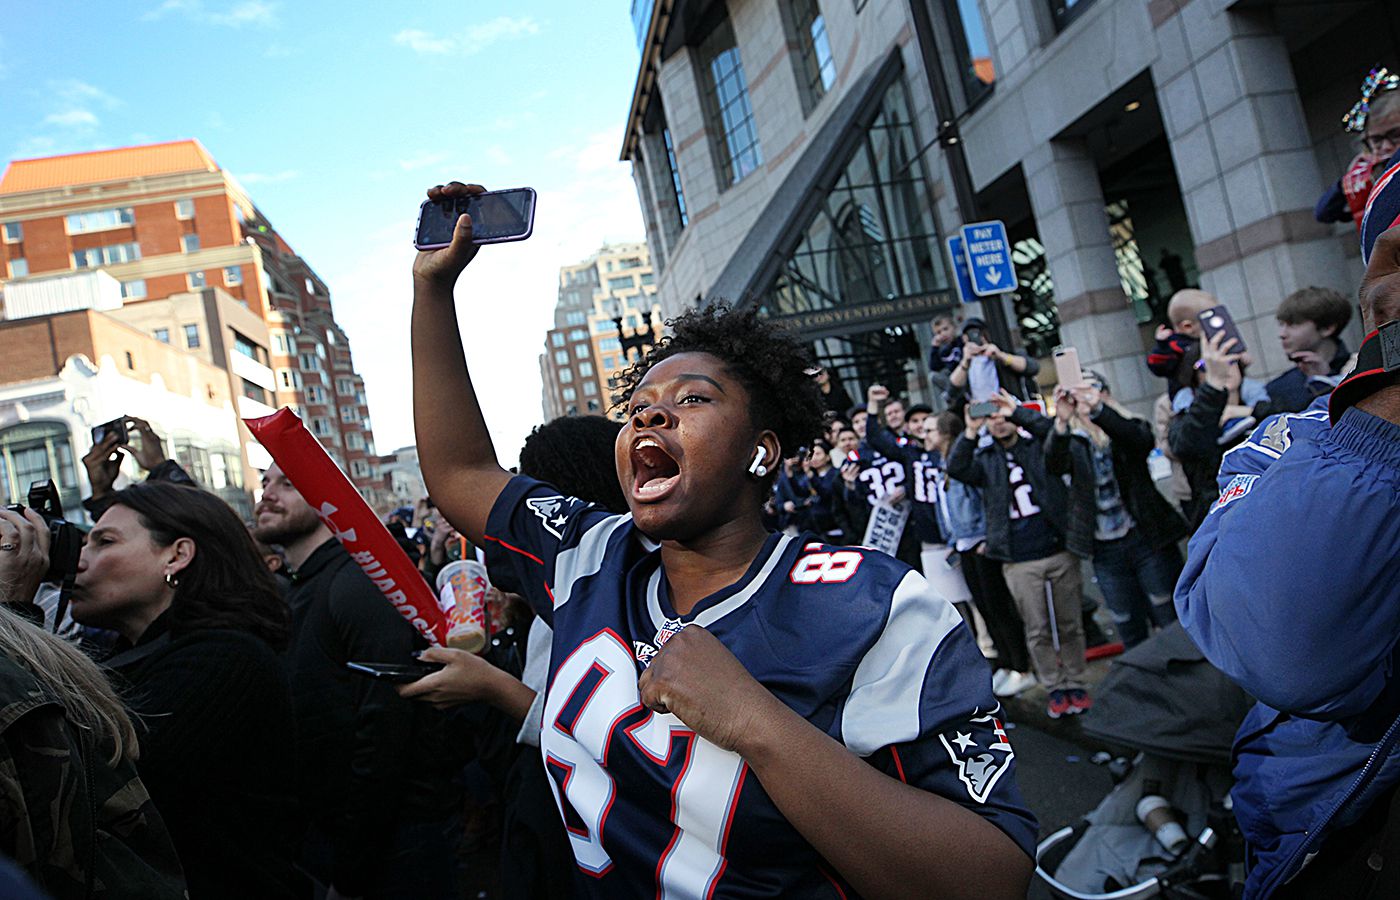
[392,16,541,56]
[393,28,455,54]
[144,0,277,27]
[324,130,645,462]
[44,109,99,128]
[464,16,540,46]
[238,169,300,184]
[52,80,121,109]
[209,0,276,26]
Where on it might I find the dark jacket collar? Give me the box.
[105,609,174,669]
[289,537,347,584]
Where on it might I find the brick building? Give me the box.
[0,296,253,518]
[541,242,662,420]
[0,140,381,503]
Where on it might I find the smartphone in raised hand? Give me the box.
[414,187,537,250]
[1198,305,1246,354]
[1053,346,1086,389]
[91,416,129,446]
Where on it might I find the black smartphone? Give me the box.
[969,400,998,418]
[414,187,537,250]
[345,660,444,684]
[91,416,128,446]
[1198,305,1246,354]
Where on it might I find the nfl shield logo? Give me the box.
[654,618,686,648]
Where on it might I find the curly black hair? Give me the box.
[611,304,827,460]
[519,415,628,513]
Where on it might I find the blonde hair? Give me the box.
[0,608,138,766]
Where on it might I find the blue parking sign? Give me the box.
[946,235,977,304]
[960,220,1016,297]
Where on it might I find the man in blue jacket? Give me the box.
[1176,177,1400,897]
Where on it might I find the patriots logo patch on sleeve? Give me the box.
[939,712,1015,804]
[526,495,582,539]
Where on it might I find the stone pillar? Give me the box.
[1025,139,1156,411]
[1152,1,1352,377]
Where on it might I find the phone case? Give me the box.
[1053,346,1085,388]
[1198,306,1246,353]
[413,188,537,250]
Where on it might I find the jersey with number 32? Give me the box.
[483,476,1036,899]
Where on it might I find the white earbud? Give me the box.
[748,447,768,478]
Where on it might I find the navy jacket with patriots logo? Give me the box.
[483,475,1036,899]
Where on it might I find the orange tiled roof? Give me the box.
[0,139,220,195]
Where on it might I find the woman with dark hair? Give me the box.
[410,181,1035,899]
[71,482,306,900]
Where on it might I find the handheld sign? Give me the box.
[960,220,1017,297]
[245,408,450,646]
[946,235,978,304]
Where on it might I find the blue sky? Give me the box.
[0,0,648,461]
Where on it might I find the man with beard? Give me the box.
[253,463,459,900]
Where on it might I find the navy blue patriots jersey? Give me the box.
[852,442,905,506]
[483,476,1036,899]
[866,425,944,544]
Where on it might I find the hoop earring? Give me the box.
[747,447,768,478]
[164,571,179,589]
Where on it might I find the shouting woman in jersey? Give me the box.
[411,181,1036,899]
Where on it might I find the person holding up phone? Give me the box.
[947,317,1040,407]
[1168,331,1269,528]
[81,416,195,519]
[1045,375,1189,648]
[412,180,1035,899]
[946,389,1091,719]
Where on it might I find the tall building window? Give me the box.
[336,378,355,395]
[579,361,595,377]
[551,332,567,348]
[72,243,141,268]
[574,344,590,360]
[700,18,762,186]
[120,279,146,299]
[562,387,577,402]
[305,385,326,404]
[789,0,836,111]
[583,380,598,396]
[2,222,21,242]
[662,127,689,228]
[1048,0,1095,32]
[65,207,134,234]
[224,266,242,286]
[187,271,206,289]
[340,405,358,424]
[8,258,27,278]
[554,349,569,365]
[184,324,201,348]
[181,234,200,253]
[559,368,574,384]
[943,0,996,105]
[608,275,636,292]
[154,328,169,343]
[175,199,195,220]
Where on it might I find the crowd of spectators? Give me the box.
[0,75,1395,900]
